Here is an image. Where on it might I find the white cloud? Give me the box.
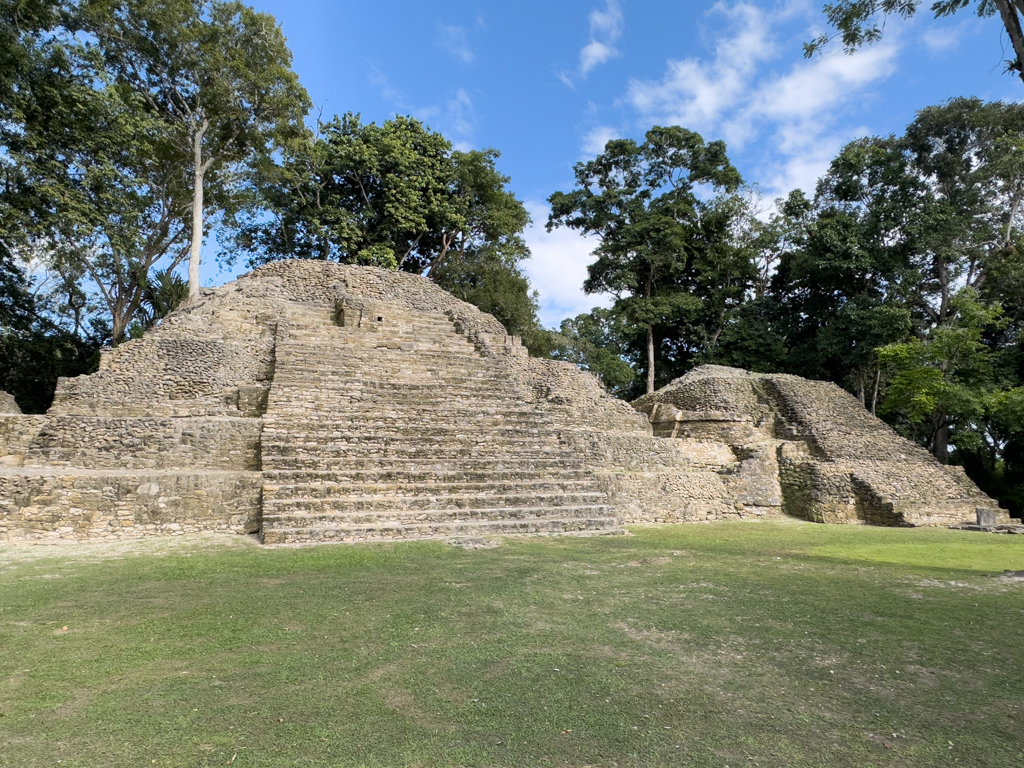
[438,23,474,64]
[581,40,618,74]
[623,1,899,198]
[522,201,612,327]
[582,0,624,73]
[446,88,477,148]
[922,25,961,54]
[582,125,620,156]
[561,1,624,85]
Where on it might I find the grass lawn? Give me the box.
[0,521,1021,768]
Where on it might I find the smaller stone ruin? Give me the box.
[633,366,1011,527]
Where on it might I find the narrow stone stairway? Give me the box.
[257,302,623,544]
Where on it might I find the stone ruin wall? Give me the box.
[633,366,1010,528]
[0,261,678,542]
[0,263,1007,544]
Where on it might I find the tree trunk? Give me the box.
[857,372,865,407]
[646,323,655,394]
[995,0,1024,85]
[933,416,950,464]
[870,366,881,416]
[188,121,209,299]
[111,310,127,344]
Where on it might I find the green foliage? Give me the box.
[79,0,311,295]
[0,252,102,412]
[805,1,1018,83]
[235,116,531,279]
[549,308,638,397]
[548,125,746,392]
[233,113,544,341]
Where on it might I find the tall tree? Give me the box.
[234,115,532,279]
[1,1,197,341]
[81,0,310,297]
[548,126,744,393]
[549,308,638,397]
[232,113,545,342]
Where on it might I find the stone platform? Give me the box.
[633,366,1014,528]
[0,262,1008,544]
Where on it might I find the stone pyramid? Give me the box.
[0,262,1006,544]
[634,366,1010,527]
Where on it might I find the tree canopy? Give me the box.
[806,1,1024,86]
[548,126,744,394]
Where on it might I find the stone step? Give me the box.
[260,516,625,545]
[269,374,515,388]
[260,438,565,456]
[260,455,587,472]
[262,420,573,435]
[262,504,613,527]
[261,477,603,498]
[263,491,608,513]
[263,402,554,416]
[258,425,565,440]
[264,387,524,405]
[284,316,459,331]
[277,350,488,366]
[260,467,595,485]
[278,338,478,351]
[261,416,566,431]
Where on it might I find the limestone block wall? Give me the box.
[0,416,46,467]
[19,261,998,542]
[636,365,1009,527]
[777,446,861,524]
[564,431,780,523]
[21,417,262,471]
[0,391,21,414]
[0,470,261,542]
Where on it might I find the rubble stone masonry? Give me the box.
[0,263,1009,544]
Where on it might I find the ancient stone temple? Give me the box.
[0,261,1009,543]
[634,366,1010,527]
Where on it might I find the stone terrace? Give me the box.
[0,261,750,544]
[634,366,1009,527]
[0,265,1005,544]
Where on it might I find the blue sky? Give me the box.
[205,0,1017,327]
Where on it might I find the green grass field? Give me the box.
[1,522,1021,768]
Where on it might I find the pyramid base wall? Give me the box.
[0,470,261,542]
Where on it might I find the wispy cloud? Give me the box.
[370,67,478,149]
[521,201,612,326]
[561,1,624,87]
[581,0,624,73]
[438,23,475,64]
[922,24,961,54]
[582,124,620,156]
[446,88,477,150]
[623,1,899,197]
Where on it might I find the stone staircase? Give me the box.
[257,302,623,544]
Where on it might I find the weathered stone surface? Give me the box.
[0,261,686,543]
[0,391,21,414]
[1,265,1006,545]
[634,365,1014,527]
